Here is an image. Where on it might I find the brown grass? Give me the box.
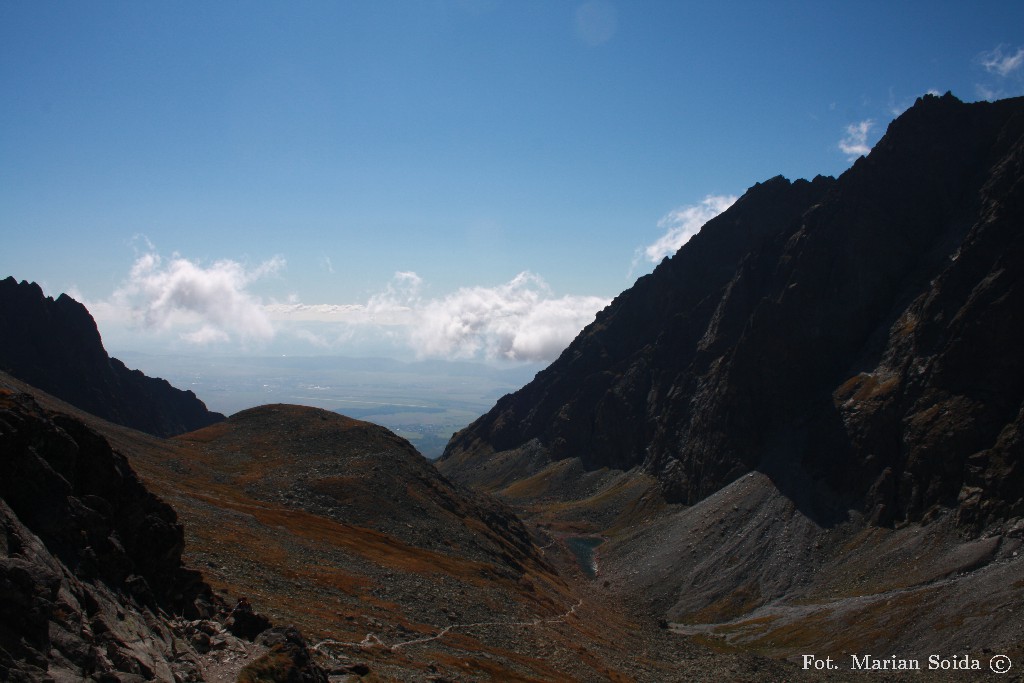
[683,582,764,624]
[834,372,900,403]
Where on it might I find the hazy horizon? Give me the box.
[114,349,545,458]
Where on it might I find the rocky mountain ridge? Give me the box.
[0,276,224,437]
[440,92,1024,532]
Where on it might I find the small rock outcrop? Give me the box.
[0,277,224,437]
[441,93,1024,531]
[237,628,328,683]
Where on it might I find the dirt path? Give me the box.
[313,597,585,655]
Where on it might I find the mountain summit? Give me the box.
[441,92,1024,531]
[0,277,224,437]
[437,92,1024,662]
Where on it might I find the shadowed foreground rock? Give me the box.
[0,386,325,681]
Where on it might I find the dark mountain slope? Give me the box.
[0,277,224,437]
[0,380,214,680]
[440,93,1024,530]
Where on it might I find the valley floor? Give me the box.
[440,450,1024,683]
[19,373,1017,681]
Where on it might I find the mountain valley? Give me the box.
[3,92,1024,682]
[1,370,812,682]
[440,92,1024,674]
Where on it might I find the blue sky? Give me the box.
[3,1,1023,362]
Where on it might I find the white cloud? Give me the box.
[261,271,608,361]
[637,195,737,266]
[180,325,231,345]
[981,46,1024,77]
[369,271,609,361]
[839,119,874,160]
[367,270,424,318]
[976,46,1024,101]
[105,251,284,345]
[94,253,606,361]
[265,302,368,322]
[976,83,1001,101]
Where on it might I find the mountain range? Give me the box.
[2,92,1023,681]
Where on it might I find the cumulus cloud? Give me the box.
[109,251,284,345]
[368,271,608,361]
[180,325,231,345]
[95,250,606,361]
[262,271,608,361]
[839,119,874,160]
[637,195,737,266]
[366,271,424,319]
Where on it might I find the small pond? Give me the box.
[564,536,604,579]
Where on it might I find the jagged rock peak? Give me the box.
[0,276,224,436]
[440,93,1024,532]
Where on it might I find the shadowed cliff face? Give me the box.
[0,387,216,680]
[0,277,224,437]
[441,93,1024,530]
